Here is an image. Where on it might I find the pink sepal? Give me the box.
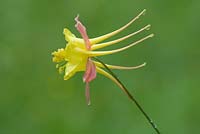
[83,58,96,83]
[85,82,91,105]
[75,15,91,50]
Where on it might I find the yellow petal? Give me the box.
[63,28,76,42]
[94,61,146,70]
[64,62,79,80]
[89,9,146,45]
[63,29,89,48]
[76,34,154,57]
[91,25,151,50]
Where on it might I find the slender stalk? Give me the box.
[93,57,160,134]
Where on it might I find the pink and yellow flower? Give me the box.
[52,9,153,105]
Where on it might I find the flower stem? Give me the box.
[93,57,161,134]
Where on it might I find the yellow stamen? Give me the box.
[89,9,146,45]
[91,24,151,50]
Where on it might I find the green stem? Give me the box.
[93,57,160,134]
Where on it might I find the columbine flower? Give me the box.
[52,9,153,105]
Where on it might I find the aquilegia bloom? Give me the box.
[52,9,153,105]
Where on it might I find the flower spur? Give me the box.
[52,9,161,134]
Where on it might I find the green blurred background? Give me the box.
[0,0,199,134]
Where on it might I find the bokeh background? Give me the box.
[0,0,199,134]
